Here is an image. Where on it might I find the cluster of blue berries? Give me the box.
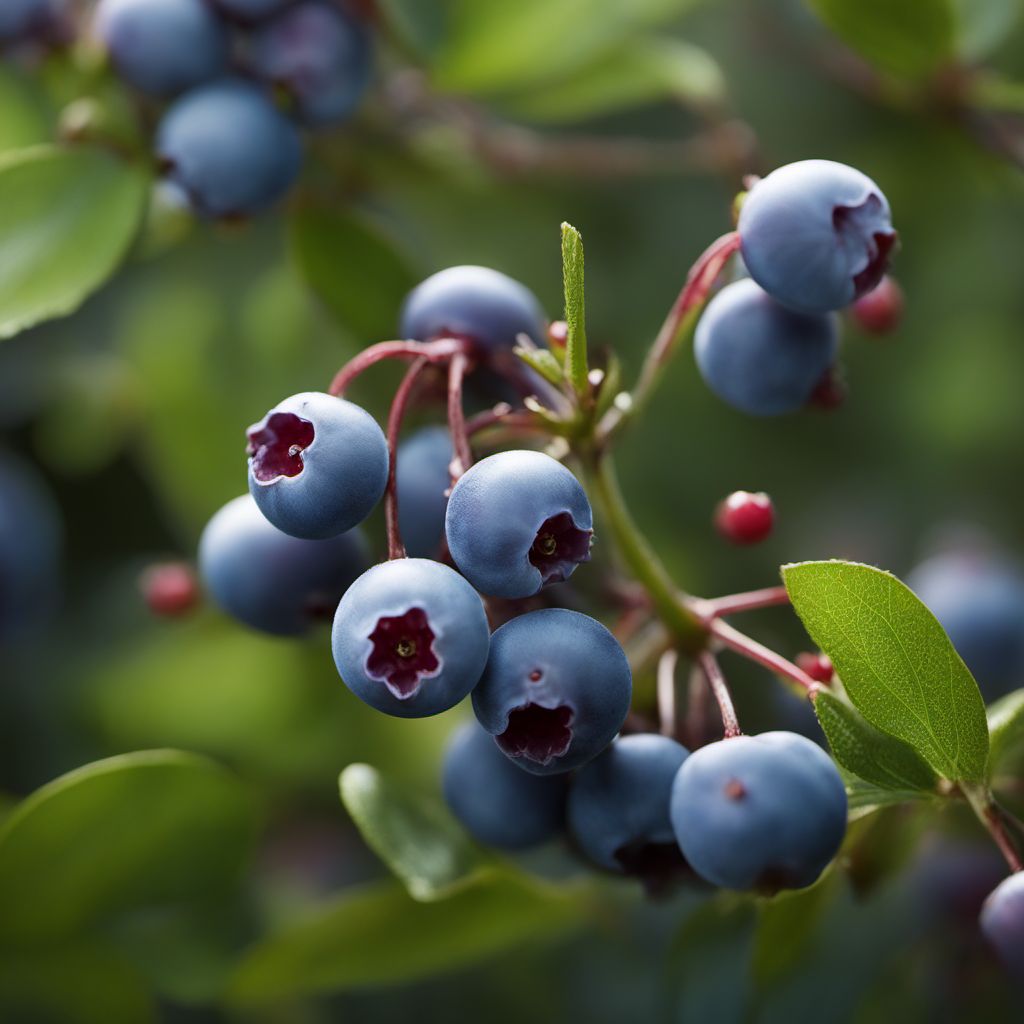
[92,0,373,217]
[696,160,898,416]
[0,0,71,48]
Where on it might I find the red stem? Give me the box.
[466,404,547,438]
[695,585,791,620]
[384,356,431,560]
[697,649,741,738]
[986,804,1024,873]
[447,352,473,481]
[328,338,467,397]
[709,618,820,694]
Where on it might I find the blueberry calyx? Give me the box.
[831,193,897,299]
[528,512,593,585]
[497,703,574,765]
[247,411,315,482]
[365,607,441,699]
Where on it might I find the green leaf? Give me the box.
[806,0,956,80]
[228,878,585,1004]
[288,204,416,343]
[515,345,566,386]
[0,66,52,153]
[842,774,931,819]
[339,763,490,901]
[560,222,588,396]
[813,690,939,792]
[0,750,259,946]
[376,0,449,60]
[783,561,990,783]
[0,146,148,339]
[988,688,1024,776]
[501,37,725,123]
[753,873,839,985]
[950,0,1022,60]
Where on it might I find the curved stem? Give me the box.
[466,404,548,438]
[964,785,1024,874]
[657,649,679,739]
[329,338,467,397]
[585,453,705,651]
[696,585,791,620]
[446,352,473,481]
[384,356,430,560]
[709,618,820,693]
[684,663,710,750]
[697,649,741,738]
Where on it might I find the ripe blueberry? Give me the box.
[670,731,847,892]
[850,275,903,335]
[249,2,373,126]
[198,494,368,636]
[567,734,689,874]
[908,549,1024,701]
[695,278,839,416]
[332,558,490,719]
[212,0,291,22]
[396,426,451,559]
[442,720,567,850]
[715,490,775,545]
[156,79,303,219]
[94,0,228,97]
[445,450,593,599]
[739,159,896,314]
[472,608,632,776]
[980,872,1024,978]
[247,391,388,540]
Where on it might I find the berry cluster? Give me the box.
[89,0,372,217]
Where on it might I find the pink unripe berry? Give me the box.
[547,320,568,351]
[796,652,834,684]
[140,561,200,617]
[850,276,903,335]
[715,491,775,545]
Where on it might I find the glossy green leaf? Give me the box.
[842,774,931,819]
[0,67,52,153]
[813,690,938,792]
[0,750,258,945]
[783,561,989,783]
[228,877,585,1004]
[289,205,416,343]
[502,37,725,123]
[807,0,955,80]
[340,763,490,901]
[0,146,148,339]
[561,222,588,396]
[988,688,1024,776]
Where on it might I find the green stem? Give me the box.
[585,453,705,653]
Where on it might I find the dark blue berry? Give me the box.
[472,609,632,776]
[156,79,303,218]
[908,549,1024,701]
[94,0,228,97]
[198,494,368,636]
[567,734,689,873]
[212,0,291,22]
[247,391,388,540]
[396,426,451,559]
[739,159,896,314]
[695,279,839,416]
[442,721,567,850]
[445,450,593,599]
[670,731,847,892]
[332,559,490,719]
[249,2,373,126]
[981,872,1024,978]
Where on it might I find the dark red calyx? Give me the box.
[366,607,440,699]
[832,194,898,298]
[528,512,592,584]
[715,491,775,545]
[247,412,315,482]
[807,366,847,410]
[796,651,834,683]
[497,703,573,765]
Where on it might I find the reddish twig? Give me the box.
[657,649,679,739]
[697,649,741,738]
[466,403,548,438]
[384,356,431,560]
[986,804,1024,874]
[694,585,791,621]
[446,352,473,481]
[709,618,820,694]
[329,338,468,397]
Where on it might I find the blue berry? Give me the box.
[249,2,373,126]
[694,278,839,416]
[212,0,291,22]
[400,266,547,354]
[670,731,847,892]
[156,79,303,219]
[980,872,1024,978]
[739,159,896,314]
[332,559,490,719]
[198,494,368,636]
[445,450,593,599]
[0,452,61,641]
[397,426,451,559]
[94,0,228,97]
[0,0,66,43]
[472,609,632,776]
[442,721,567,850]
[567,734,689,874]
[908,550,1024,701]
[247,391,388,540]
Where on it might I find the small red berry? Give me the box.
[850,276,903,335]
[796,652,834,684]
[547,320,568,351]
[715,491,775,545]
[140,561,200,617]
[807,366,847,410]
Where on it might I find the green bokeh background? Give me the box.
[2,0,1023,1020]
